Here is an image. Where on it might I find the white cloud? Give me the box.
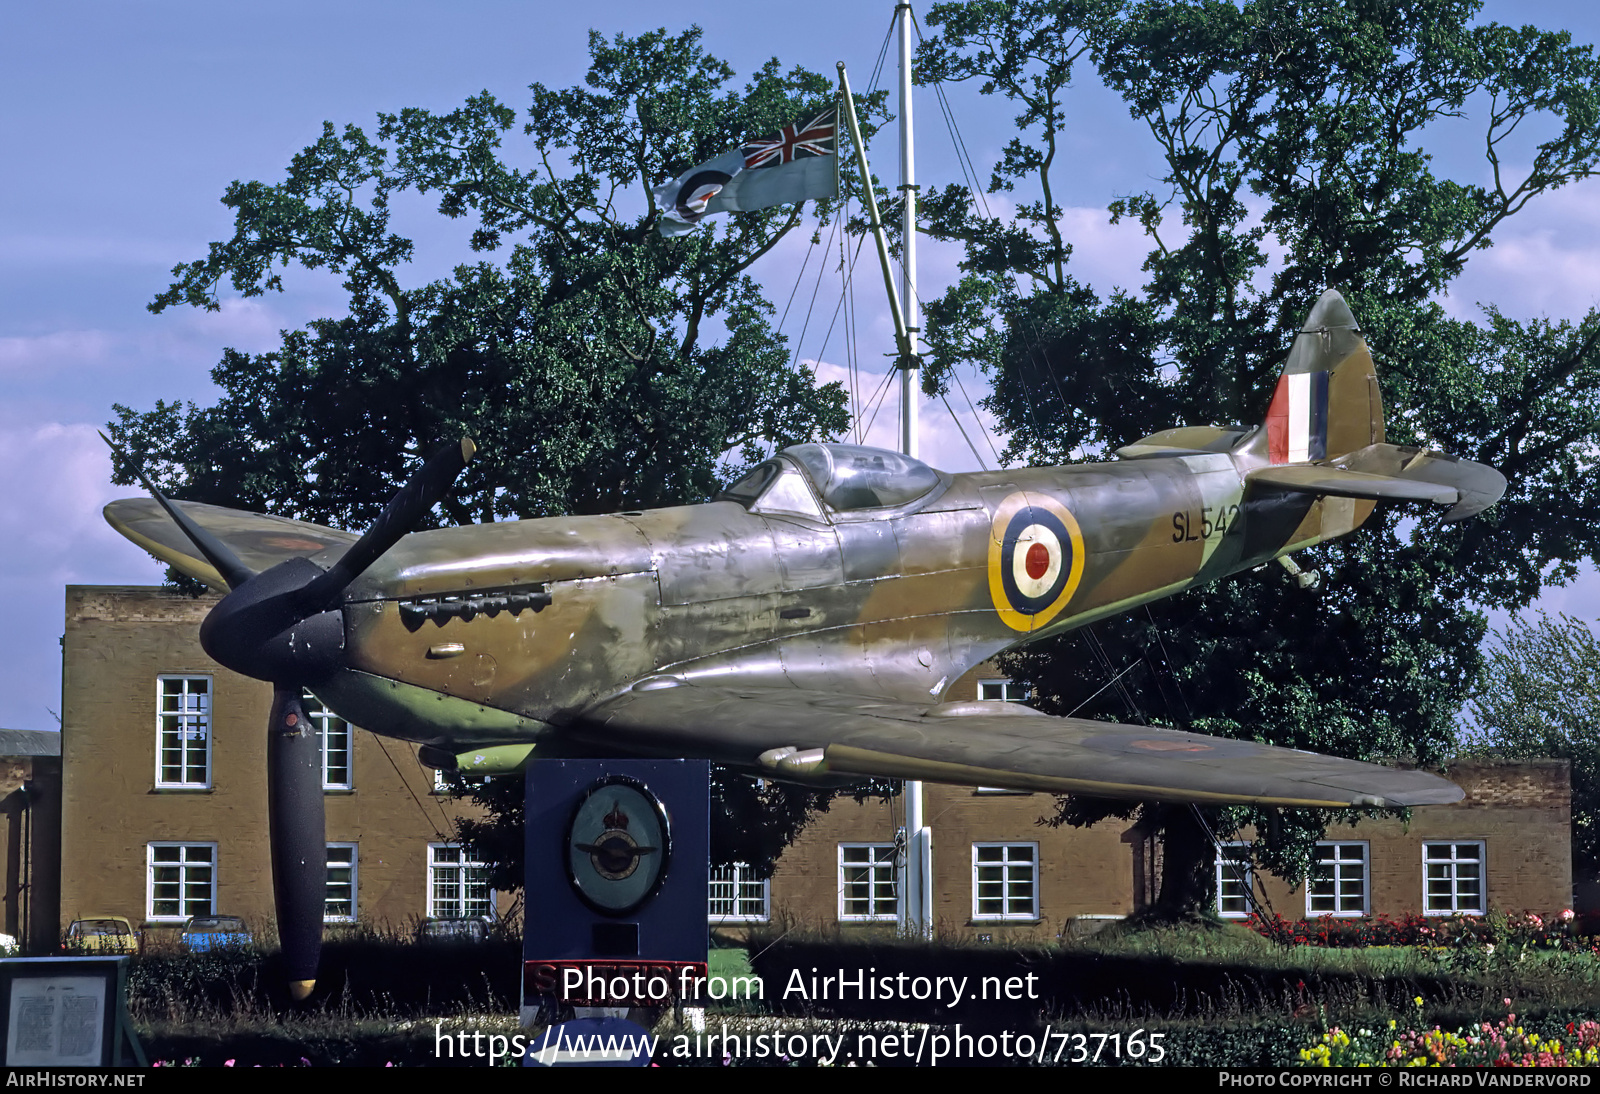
[1484,564,1600,636]
[808,358,1009,474]
[0,330,117,375]
[0,299,301,402]
[0,421,165,728]
[1058,205,1155,298]
[171,297,296,355]
[1443,186,1600,322]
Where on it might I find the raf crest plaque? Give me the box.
[565,775,672,916]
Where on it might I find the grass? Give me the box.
[1068,918,1600,1017]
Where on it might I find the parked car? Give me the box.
[62,916,139,955]
[181,915,253,952]
[417,916,493,943]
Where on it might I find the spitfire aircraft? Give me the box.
[106,289,1503,997]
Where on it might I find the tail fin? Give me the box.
[1256,288,1384,464]
[1114,289,1504,526]
[1242,288,1505,524]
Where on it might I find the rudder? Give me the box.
[1257,288,1384,464]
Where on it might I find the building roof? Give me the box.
[0,730,61,758]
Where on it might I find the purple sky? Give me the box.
[3,1,1598,730]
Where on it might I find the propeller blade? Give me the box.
[298,437,476,610]
[99,432,255,590]
[112,438,473,997]
[267,686,326,1002]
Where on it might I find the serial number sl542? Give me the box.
[1173,504,1240,542]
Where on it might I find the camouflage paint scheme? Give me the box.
[107,291,1503,808]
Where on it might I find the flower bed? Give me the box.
[1299,1001,1600,1067]
[1248,910,1579,950]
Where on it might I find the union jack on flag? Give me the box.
[742,107,838,170]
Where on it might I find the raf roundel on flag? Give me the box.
[654,106,838,237]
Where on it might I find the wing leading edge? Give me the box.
[105,498,357,591]
[573,682,1463,808]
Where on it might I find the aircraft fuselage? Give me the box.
[315,447,1370,752]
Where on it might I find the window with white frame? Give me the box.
[326,843,357,922]
[1424,841,1485,915]
[148,842,216,921]
[838,844,896,921]
[1215,841,1254,919]
[972,843,1038,921]
[1307,841,1369,917]
[156,675,211,788]
[428,844,493,919]
[978,679,1030,703]
[709,863,769,923]
[303,693,351,791]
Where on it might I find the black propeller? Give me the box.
[268,686,325,999]
[105,437,475,1000]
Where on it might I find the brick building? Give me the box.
[749,764,1571,940]
[0,729,61,953]
[60,586,506,943]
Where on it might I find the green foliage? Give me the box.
[124,927,1600,1065]
[1298,1005,1600,1067]
[916,0,1600,907]
[109,28,854,525]
[441,775,526,895]
[128,932,518,1023]
[1469,614,1600,877]
[709,769,849,878]
[746,930,1468,1025]
[1248,909,1580,950]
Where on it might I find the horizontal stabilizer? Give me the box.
[574,682,1464,808]
[1248,465,1457,504]
[1247,443,1506,523]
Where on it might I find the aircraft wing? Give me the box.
[571,682,1462,808]
[104,498,357,591]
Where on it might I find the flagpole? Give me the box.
[896,0,932,944]
[837,5,933,942]
[898,2,920,464]
[836,65,913,365]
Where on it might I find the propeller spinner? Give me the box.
[105,436,475,1000]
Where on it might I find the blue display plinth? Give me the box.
[522,759,709,1018]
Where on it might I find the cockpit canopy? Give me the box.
[719,443,941,515]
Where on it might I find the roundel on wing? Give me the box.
[987,492,1085,632]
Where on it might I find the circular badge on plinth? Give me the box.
[987,491,1085,632]
[565,775,672,917]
